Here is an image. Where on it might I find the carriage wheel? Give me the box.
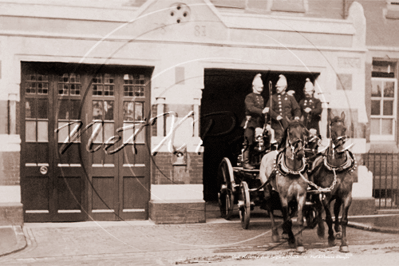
[218,189,234,220]
[239,181,251,229]
[218,158,235,220]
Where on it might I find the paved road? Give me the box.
[1,217,398,265]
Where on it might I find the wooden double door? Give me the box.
[21,62,151,222]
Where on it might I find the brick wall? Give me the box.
[149,200,205,224]
[152,152,173,184]
[151,104,157,137]
[152,152,203,185]
[187,153,203,184]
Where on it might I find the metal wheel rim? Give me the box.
[221,158,235,192]
[240,181,251,229]
[225,190,234,220]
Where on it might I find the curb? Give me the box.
[0,226,27,257]
[347,221,399,234]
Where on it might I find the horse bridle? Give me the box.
[288,137,305,160]
[330,123,348,153]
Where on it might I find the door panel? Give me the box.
[53,71,86,221]
[118,73,150,220]
[21,63,151,222]
[21,69,54,221]
[88,73,119,221]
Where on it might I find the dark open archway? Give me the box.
[201,68,319,201]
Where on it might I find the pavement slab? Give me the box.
[0,226,26,257]
[0,216,398,265]
[0,211,399,265]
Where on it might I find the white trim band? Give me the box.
[25,210,49,214]
[92,209,114,213]
[92,164,115,167]
[123,164,145,167]
[122,209,145,212]
[57,210,81,213]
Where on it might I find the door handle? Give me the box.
[40,165,48,175]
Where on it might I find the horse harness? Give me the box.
[323,150,357,173]
[270,136,311,189]
[272,148,357,193]
[274,151,307,176]
[310,149,357,192]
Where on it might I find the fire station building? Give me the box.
[0,0,375,224]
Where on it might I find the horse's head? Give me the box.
[330,112,347,153]
[283,117,309,160]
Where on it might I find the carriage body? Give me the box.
[237,126,275,168]
[218,125,324,230]
[218,122,278,229]
[218,125,274,229]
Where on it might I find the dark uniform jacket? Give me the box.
[299,96,322,133]
[266,93,301,129]
[240,92,265,129]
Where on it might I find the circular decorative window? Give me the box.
[169,3,191,24]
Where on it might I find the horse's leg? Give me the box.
[339,194,352,253]
[295,192,307,253]
[323,198,335,246]
[280,198,295,248]
[268,206,280,242]
[316,195,325,239]
[265,196,279,242]
[334,198,342,237]
[281,201,290,240]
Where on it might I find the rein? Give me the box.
[299,171,334,192]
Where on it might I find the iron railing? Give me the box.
[364,152,399,209]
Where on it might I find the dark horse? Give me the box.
[259,118,310,252]
[309,112,357,253]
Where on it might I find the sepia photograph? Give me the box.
[0,0,399,265]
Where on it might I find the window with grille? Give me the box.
[122,74,146,144]
[25,74,49,143]
[57,73,82,143]
[371,78,397,141]
[371,61,397,141]
[90,74,115,145]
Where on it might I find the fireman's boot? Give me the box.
[243,148,255,170]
